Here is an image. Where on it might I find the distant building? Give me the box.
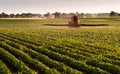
[32,16,41,18]
[91,14,98,18]
[47,14,55,18]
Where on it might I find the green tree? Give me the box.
[15,14,20,18]
[0,12,8,18]
[118,14,120,17]
[9,14,15,18]
[110,11,117,17]
[20,13,34,18]
[44,12,50,17]
[54,12,61,18]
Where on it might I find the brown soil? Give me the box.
[43,24,109,27]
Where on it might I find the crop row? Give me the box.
[0,32,112,57]
[0,36,111,73]
[4,38,83,74]
[0,59,10,74]
[0,41,60,74]
[0,33,120,74]
[55,40,120,63]
[49,42,120,66]
[1,32,118,59]
[0,33,119,67]
[0,33,108,60]
[0,47,34,74]
[86,60,120,74]
[0,34,110,74]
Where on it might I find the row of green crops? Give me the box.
[0,59,10,74]
[0,18,120,27]
[0,18,120,74]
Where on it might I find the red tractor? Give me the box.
[69,13,80,27]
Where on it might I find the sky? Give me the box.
[0,0,120,14]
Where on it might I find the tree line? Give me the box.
[0,11,120,18]
[0,12,42,18]
[109,11,120,17]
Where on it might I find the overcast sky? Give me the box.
[0,0,120,14]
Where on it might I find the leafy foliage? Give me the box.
[0,18,120,74]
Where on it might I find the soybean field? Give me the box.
[0,18,120,74]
